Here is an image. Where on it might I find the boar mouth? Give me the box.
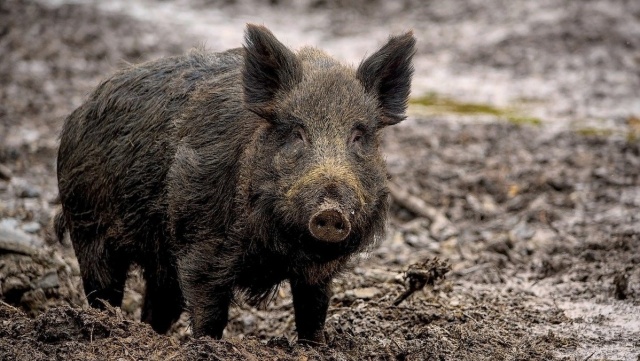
[308,205,351,242]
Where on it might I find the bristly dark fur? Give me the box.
[357,31,416,126]
[56,24,415,343]
[243,24,302,121]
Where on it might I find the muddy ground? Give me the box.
[1,0,639,360]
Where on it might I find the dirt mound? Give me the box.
[0,302,309,361]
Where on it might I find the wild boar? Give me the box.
[56,24,415,343]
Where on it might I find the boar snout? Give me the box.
[308,203,351,242]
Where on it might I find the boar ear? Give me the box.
[357,32,416,127]
[243,24,302,121]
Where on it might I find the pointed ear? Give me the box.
[243,24,302,121]
[357,32,416,127]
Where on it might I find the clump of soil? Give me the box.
[0,302,313,361]
[393,257,451,306]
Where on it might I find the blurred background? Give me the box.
[1,0,639,360]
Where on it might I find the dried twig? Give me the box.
[388,182,441,222]
[388,182,458,240]
[452,262,493,277]
[0,300,20,312]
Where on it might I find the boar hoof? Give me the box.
[309,208,350,242]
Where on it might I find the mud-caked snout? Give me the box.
[308,202,351,242]
[286,160,366,243]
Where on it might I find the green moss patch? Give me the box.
[410,93,542,126]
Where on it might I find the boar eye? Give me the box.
[292,126,308,145]
[350,129,364,145]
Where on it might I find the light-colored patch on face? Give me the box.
[285,158,365,206]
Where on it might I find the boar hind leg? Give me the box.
[290,278,331,344]
[72,231,130,308]
[141,265,184,334]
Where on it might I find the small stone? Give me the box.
[345,287,381,300]
[19,185,41,198]
[241,314,256,328]
[36,271,59,289]
[354,267,397,283]
[22,222,41,234]
[12,178,42,198]
[0,218,19,228]
[0,218,44,254]
[512,222,535,241]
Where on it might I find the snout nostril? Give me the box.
[308,208,351,243]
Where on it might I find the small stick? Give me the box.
[388,182,441,222]
[388,182,457,240]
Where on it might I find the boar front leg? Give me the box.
[177,239,237,338]
[290,277,332,344]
